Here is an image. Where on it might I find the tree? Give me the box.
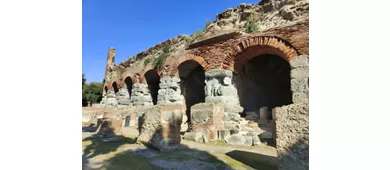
[83,82,103,105]
[82,73,86,89]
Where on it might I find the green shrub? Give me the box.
[154,53,169,70]
[143,58,151,66]
[244,13,260,33]
[162,45,170,53]
[244,22,259,33]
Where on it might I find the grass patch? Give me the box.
[143,57,151,66]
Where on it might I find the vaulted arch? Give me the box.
[222,36,298,73]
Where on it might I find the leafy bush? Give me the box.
[154,52,169,70]
[185,29,203,44]
[162,45,170,53]
[244,22,259,33]
[144,58,151,66]
[82,82,103,105]
[244,13,260,33]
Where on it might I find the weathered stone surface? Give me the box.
[275,101,309,170]
[253,135,261,145]
[243,135,253,146]
[291,67,309,79]
[290,78,309,92]
[293,92,309,103]
[183,132,203,142]
[218,129,231,140]
[225,134,246,145]
[190,102,225,140]
[130,83,153,106]
[290,55,309,68]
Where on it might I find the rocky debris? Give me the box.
[136,106,164,150]
[130,83,153,106]
[135,149,159,159]
[253,135,261,145]
[225,134,246,145]
[244,136,253,146]
[157,76,184,105]
[183,132,203,142]
[190,102,224,140]
[149,159,230,170]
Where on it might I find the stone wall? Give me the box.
[190,102,225,140]
[274,54,309,170]
[116,88,131,106]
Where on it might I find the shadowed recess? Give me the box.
[178,60,206,121]
[234,54,292,119]
[144,69,160,105]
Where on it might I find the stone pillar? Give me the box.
[117,88,131,106]
[290,55,309,104]
[100,92,107,104]
[129,83,153,106]
[105,89,118,107]
[204,69,243,132]
[157,76,185,105]
[157,76,187,132]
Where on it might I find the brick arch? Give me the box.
[118,71,136,88]
[222,36,299,72]
[169,54,209,76]
[140,65,162,83]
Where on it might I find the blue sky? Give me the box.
[82,0,259,83]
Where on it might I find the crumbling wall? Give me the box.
[275,54,309,170]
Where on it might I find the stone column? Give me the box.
[117,88,131,106]
[129,83,153,106]
[100,92,107,104]
[157,75,187,132]
[157,76,184,105]
[105,89,118,107]
[204,69,243,132]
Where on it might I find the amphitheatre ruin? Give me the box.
[82,0,309,169]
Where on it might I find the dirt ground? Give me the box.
[82,126,278,170]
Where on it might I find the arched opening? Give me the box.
[104,86,108,94]
[124,77,133,99]
[178,60,206,122]
[144,69,160,105]
[234,54,292,120]
[112,82,119,94]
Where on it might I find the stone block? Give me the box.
[290,78,309,92]
[190,102,225,140]
[225,134,246,145]
[291,67,309,79]
[290,55,309,68]
[183,132,203,142]
[244,135,253,146]
[218,129,231,140]
[293,92,309,103]
[253,135,261,145]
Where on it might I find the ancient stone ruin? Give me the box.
[84,0,309,169]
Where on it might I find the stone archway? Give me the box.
[144,69,160,105]
[178,60,206,122]
[234,54,292,120]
